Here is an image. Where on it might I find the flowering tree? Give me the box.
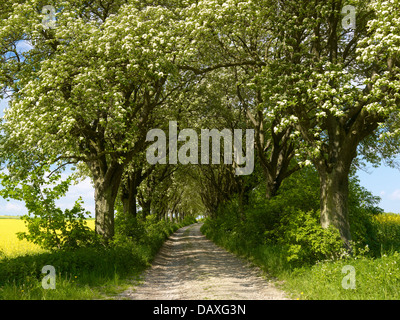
[259,0,400,248]
[180,0,302,198]
[0,0,190,241]
[2,0,400,248]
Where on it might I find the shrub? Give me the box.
[1,168,98,251]
[114,214,146,244]
[202,167,384,269]
[17,198,99,251]
[274,209,345,266]
[347,175,382,256]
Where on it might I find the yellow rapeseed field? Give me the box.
[374,212,400,225]
[0,216,95,258]
[0,217,44,257]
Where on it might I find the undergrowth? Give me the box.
[0,215,197,300]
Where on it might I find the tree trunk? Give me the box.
[245,108,299,199]
[238,187,247,220]
[122,187,137,218]
[90,160,124,243]
[265,173,280,199]
[318,166,352,250]
[142,199,151,218]
[122,167,154,218]
[94,181,117,242]
[121,178,137,219]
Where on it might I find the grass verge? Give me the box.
[201,220,400,300]
[0,217,196,300]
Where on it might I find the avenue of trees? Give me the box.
[1,0,400,252]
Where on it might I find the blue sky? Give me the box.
[357,165,400,214]
[1,95,400,216]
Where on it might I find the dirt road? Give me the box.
[120,223,288,300]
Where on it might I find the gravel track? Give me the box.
[118,223,289,300]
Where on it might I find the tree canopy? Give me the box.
[1,0,400,248]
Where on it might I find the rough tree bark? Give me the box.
[310,108,383,250]
[90,159,124,243]
[317,162,353,249]
[121,178,138,218]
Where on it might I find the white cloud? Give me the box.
[388,189,400,201]
[17,40,34,52]
[0,201,28,215]
[55,178,95,216]
[68,178,94,197]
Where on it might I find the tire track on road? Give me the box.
[119,223,289,300]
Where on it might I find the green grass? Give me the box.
[0,239,157,299]
[0,216,197,300]
[201,220,400,300]
[283,252,400,300]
